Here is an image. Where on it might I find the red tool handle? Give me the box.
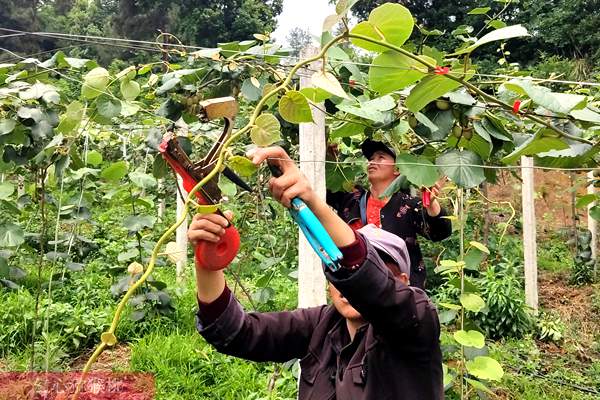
[421,188,431,208]
[159,138,239,270]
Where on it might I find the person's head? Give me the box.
[329,225,410,322]
[361,139,399,184]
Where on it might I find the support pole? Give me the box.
[587,171,597,261]
[297,46,327,308]
[176,175,188,284]
[521,156,538,312]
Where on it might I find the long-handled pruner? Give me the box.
[159,96,251,270]
[269,164,343,272]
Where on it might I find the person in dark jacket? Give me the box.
[189,146,443,400]
[327,139,452,289]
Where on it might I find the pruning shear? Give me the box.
[269,164,343,272]
[159,96,252,271]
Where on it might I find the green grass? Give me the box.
[129,331,297,400]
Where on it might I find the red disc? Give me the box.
[194,226,240,271]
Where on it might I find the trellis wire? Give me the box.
[2,27,600,88]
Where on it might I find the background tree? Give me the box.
[286,27,313,57]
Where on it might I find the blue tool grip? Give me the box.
[291,198,343,267]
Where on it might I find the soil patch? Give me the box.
[70,344,131,372]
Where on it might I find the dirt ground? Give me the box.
[70,344,131,371]
[486,170,590,236]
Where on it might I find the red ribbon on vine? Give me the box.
[349,79,356,88]
[434,66,450,75]
[512,99,521,114]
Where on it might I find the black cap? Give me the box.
[361,139,396,160]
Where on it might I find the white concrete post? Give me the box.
[521,156,538,312]
[176,175,188,283]
[297,46,327,308]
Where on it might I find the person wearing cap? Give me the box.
[327,139,452,289]
[189,146,443,400]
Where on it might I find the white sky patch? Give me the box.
[272,0,336,45]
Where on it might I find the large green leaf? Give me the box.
[81,67,109,99]
[395,154,439,187]
[251,113,282,146]
[501,129,569,164]
[453,25,529,55]
[406,75,462,113]
[0,182,14,200]
[123,215,156,232]
[330,121,365,138]
[86,150,103,166]
[350,3,414,52]
[436,150,485,188]
[278,91,313,124]
[454,330,485,349]
[120,80,140,101]
[56,101,84,134]
[101,161,128,182]
[465,356,504,381]
[504,79,586,114]
[96,95,122,119]
[311,71,348,99]
[369,52,429,94]
[0,223,24,247]
[460,293,486,313]
[570,107,600,123]
[0,119,16,135]
[129,171,157,189]
[227,156,258,178]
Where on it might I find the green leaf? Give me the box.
[156,78,181,96]
[488,20,507,29]
[460,293,486,313]
[406,75,462,113]
[252,287,275,304]
[436,150,485,188]
[218,174,237,197]
[589,205,600,221]
[0,223,24,247]
[369,52,429,94]
[278,91,313,124]
[454,330,485,348]
[241,78,262,101]
[81,67,109,99]
[0,182,14,200]
[96,95,122,119]
[504,79,587,114]
[469,241,490,254]
[349,4,414,52]
[120,80,140,101]
[251,113,282,146]
[468,7,491,15]
[395,154,439,187]
[439,302,462,310]
[501,130,569,164]
[129,171,157,189]
[57,101,84,134]
[228,156,258,178]
[465,378,494,395]
[464,248,486,270]
[453,25,529,55]
[576,194,597,209]
[465,356,504,381]
[330,121,365,138]
[311,71,348,99]
[570,107,600,123]
[123,215,156,232]
[0,119,16,135]
[101,161,128,182]
[299,87,331,103]
[86,150,103,166]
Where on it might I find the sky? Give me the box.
[271,0,336,45]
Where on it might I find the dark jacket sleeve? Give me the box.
[326,190,349,213]
[412,198,452,242]
[196,293,326,362]
[326,236,435,339]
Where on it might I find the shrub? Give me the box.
[476,261,533,340]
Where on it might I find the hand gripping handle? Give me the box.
[159,140,239,270]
